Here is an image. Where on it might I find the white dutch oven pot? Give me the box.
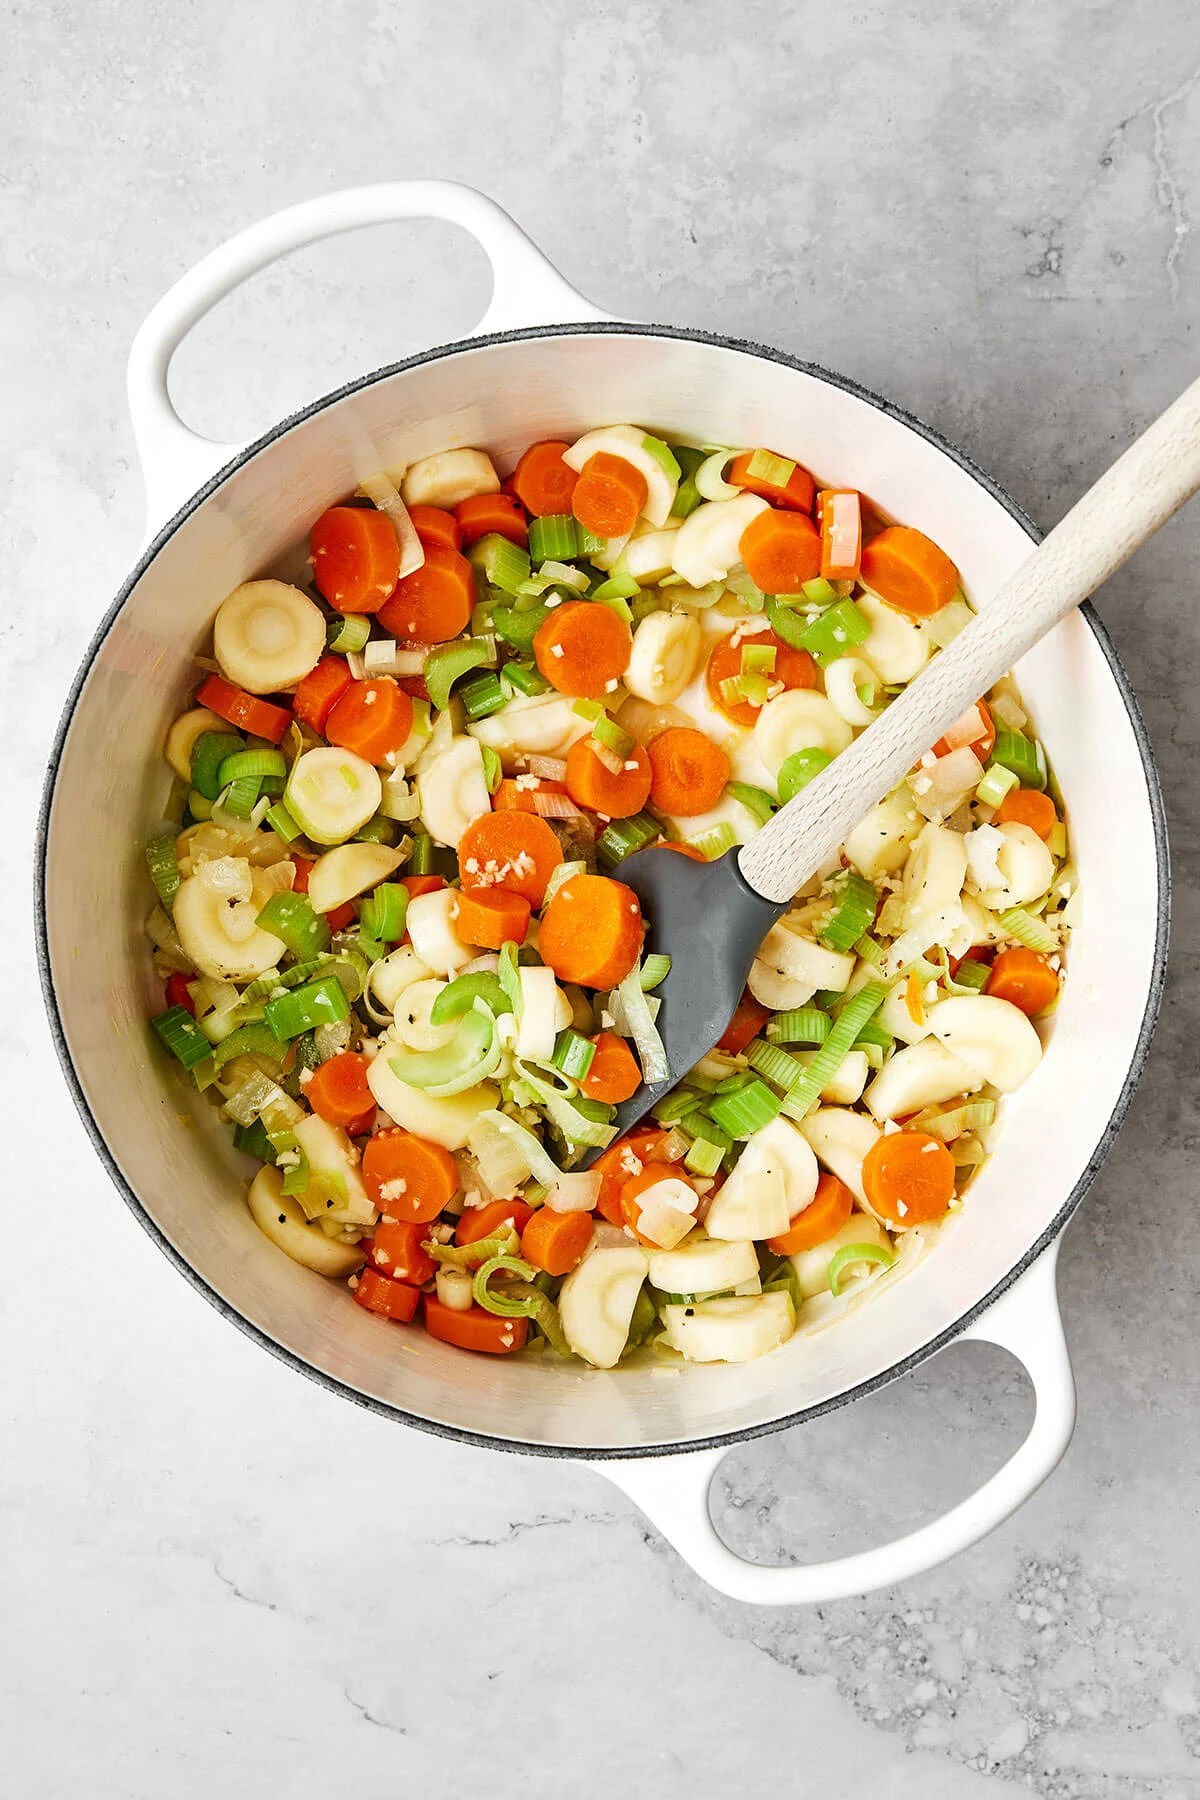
[37,183,1169,1604]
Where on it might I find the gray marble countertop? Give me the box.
[5,3,1199,1793]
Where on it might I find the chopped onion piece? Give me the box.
[359,469,426,578]
[546,1172,603,1213]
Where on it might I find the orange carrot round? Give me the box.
[453,886,532,949]
[705,628,817,726]
[370,1219,436,1285]
[304,1051,374,1129]
[766,1173,854,1255]
[325,677,413,763]
[994,788,1057,840]
[718,991,770,1055]
[619,1163,696,1246]
[934,698,995,761]
[353,1268,421,1322]
[580,1031,642,1104]
[378,546,475,643]
[423,1295,529,1354]
[455,1197,534,1247]
[862,1130,955,1226]
[311,506,399,613]
[457,811,563,907]
[493,776,567,813]
[860,525,959,617]
[592,1128,671,1225]
[520,1207,594,1277]
[986,947,1060,1017]
[538,872,643,989]
[454,492,528,547]
[571,451,648,539]
[195,675,291,743]
[647,726,731,817]
[362,1128,459,1223]
[565,737,652,818]
[402,874,445,899]
[510,440,579,517]
[739,508,823,594]
[407,505,461,551]
[293,655,352,734]
[661,841,707,862]
[533,600,632,698]
[728,451,815,513]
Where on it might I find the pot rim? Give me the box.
[34,321,1171,1460]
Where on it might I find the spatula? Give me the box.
[593,374,1200,1146]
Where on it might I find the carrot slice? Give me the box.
[533,600,632,698]
[402,874,445,899]
[311,506,399,614]
[570,451,648,539]
[538,872,643,989]
[739,509,822,595]
[407,505,461,552]
[661,841,707,862]
[592,1128,671,1225]
[378,546,475,643]
[520,1208,594,1277]
[353,1268,421,1322]
[370,1220,436,1285]
[565,738,652,819]
[423,1296,529,1354]
[293,655,353,734]
[325,677,414,763]
[455,1198,534,1247]
[493,777,567,814]
[933,698,995,761]
[728,451,816,513]
[457,812,563,908]
[195,674,291,744]
[580,1031,642,1104]
[860,525,959,617]
[619,1164,696,1247]
[304,1051,374,1128]
[362,1128,459,1223]
[862,1130,955,1226]
[766,1173,854,1255]
[647,726,731,817]
[718,991,770,1055]
[985,947,1060,1016]
[455,492,528,548]
[817,489,862,580]
[994,789,1057,840]
[705,628,817,726]
[511,441,579,516]
[453,886,531,950]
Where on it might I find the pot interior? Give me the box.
[41,328,1165,1452]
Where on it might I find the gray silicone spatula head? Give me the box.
[591,845,785,1145]
[586,369,1200,1154]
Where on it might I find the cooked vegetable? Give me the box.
[146,416,1070,1372]
[860,525,959,617]
[538,872,643,990]
[533,600,632,698]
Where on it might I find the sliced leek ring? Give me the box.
[285,747,381,846]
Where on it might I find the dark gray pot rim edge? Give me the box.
[34,320,1172,1462]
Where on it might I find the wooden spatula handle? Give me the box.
[738,374,1200,904]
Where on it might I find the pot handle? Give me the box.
[584,1242,1075,1605]
[126,179,609,532]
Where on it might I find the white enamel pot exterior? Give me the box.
[37,183,1169,1605]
